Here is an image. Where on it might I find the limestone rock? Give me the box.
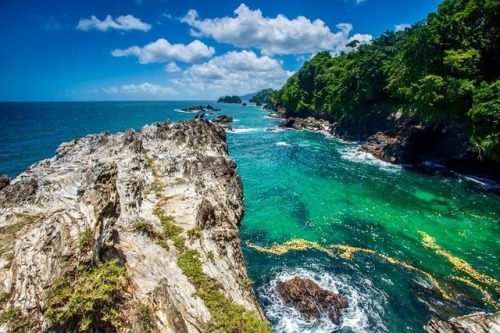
[0,119,266,332]
[424,312,500,333]
[276,276,348,324]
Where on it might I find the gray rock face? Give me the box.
[0,119,266,332]
[425,312,500,333]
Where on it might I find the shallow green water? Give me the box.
[224,106,499,332]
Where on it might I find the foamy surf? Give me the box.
[260,268,388,333]
[338,145,401,172]
[229,127,262,134]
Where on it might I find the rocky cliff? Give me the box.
[0,120,270,332]
[278,111,500,183]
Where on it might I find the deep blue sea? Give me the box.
[1,101,499,332]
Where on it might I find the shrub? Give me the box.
[45,260,127,332]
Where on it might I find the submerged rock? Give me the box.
[0,119,267,332]
[424,312,500,333]
[275,276,348,324]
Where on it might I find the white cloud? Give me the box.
[76,14,151,32]
[165,62,180,73]
[181,4,371,55]
[112,39,215,64]
[104,83,176,95]
[395,23,411,32]
[173,50,293,98]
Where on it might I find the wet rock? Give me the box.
[276,276,348,324]
[279,117,333,133]
[212,115,233,123]
[424,311,500,333]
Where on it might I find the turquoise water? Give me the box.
[1,102,499,332]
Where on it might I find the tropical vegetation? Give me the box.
[271,0,499,157]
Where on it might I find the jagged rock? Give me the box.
[212,115,233,123]
[276,276,348,324]
[424,312,500,333]
[0,119,266,332]
[280,117,333,133]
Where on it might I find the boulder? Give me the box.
[212,115,234,123]
[276,276,348,324]
[424,312,500,333]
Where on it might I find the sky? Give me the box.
[0,0,442,101]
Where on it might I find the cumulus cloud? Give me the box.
[395,23,411,32]
[181,4,371,55]
[165,62,180,73]
[104,83,176,95]
[173,50,293,97]
[77,14,151,32]
[112,39,215,64]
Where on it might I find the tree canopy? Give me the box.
[249,88,275,104]
[217,95,242,103]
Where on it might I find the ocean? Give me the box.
[1,101,499,332]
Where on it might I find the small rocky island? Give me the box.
[0,120,269,332]
[180,104,221,112]
[217,95,242,104]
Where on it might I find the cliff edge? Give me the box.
[0,120,269,332]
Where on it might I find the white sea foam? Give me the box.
[461,175,500,191]
[276,142,291,146]
[338,145,401,173]
[229,127,262,134]
[260,268,388,333]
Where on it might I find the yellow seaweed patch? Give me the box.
[419,231,499,308]
[246,239,334,256]
[246,239,452,300]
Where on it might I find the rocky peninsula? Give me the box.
[0,120,269,332]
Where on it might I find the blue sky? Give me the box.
[0,0,441,101]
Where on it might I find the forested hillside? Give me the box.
[272,0,499,158]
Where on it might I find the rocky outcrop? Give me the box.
[360,120,500,181]
[424,312,500,333]
[279,117,333,133]
[0,119,268,332]
[275,276,348,324]
[181,105,221,112]
[279,109,500,182]
[332,110,400,141]
[212,115,233,123]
